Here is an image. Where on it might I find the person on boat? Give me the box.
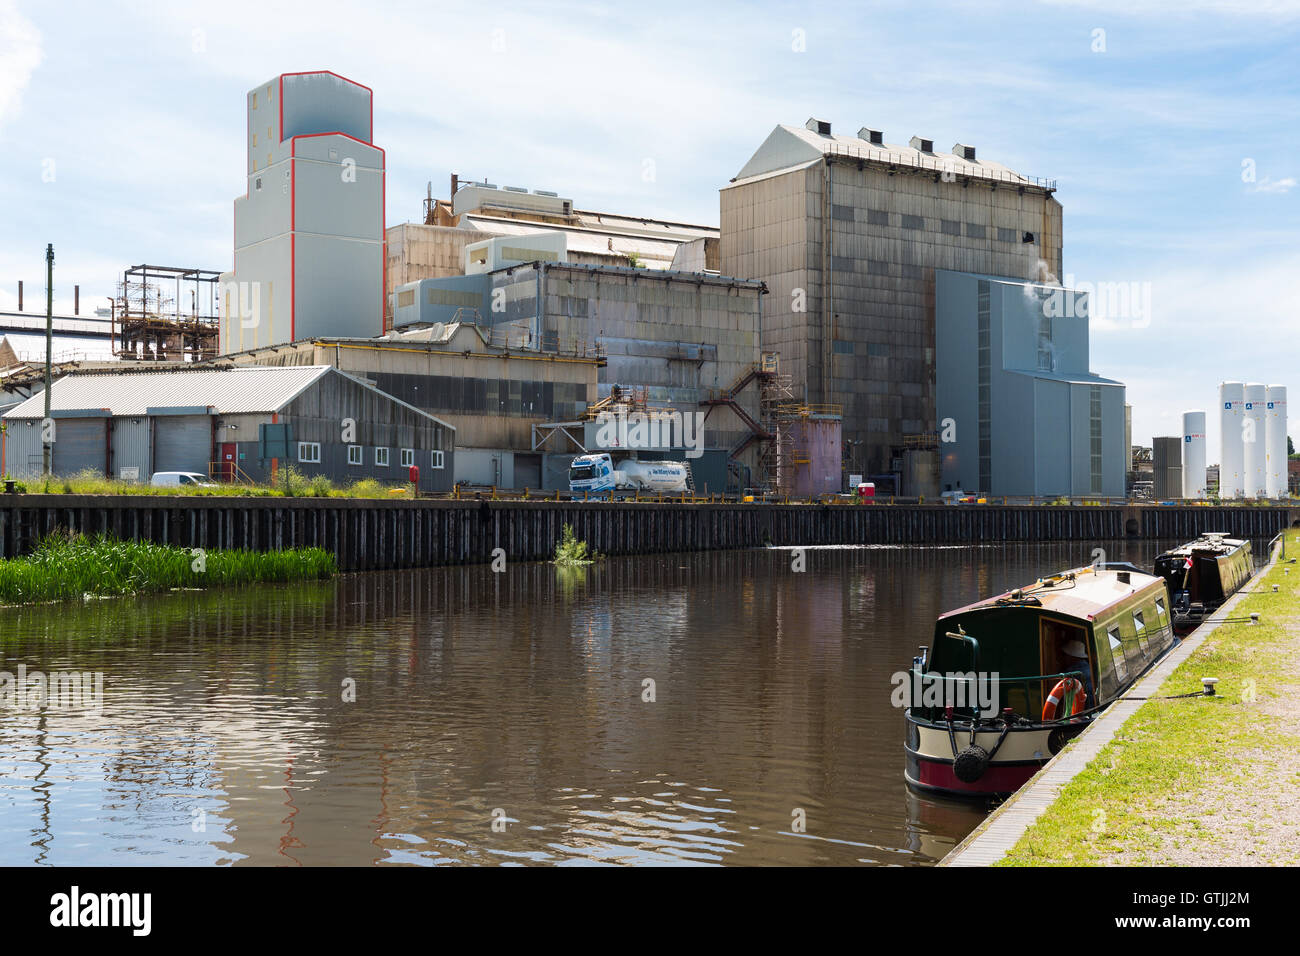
[1059,639,1095,707]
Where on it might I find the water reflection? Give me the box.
[0,538,1197,866]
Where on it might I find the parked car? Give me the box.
[150,471,217,488]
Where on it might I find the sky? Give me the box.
[1,0,1298,461]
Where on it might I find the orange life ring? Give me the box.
[1042,677,1086,721]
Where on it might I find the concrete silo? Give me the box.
[1265,384,1288,498]
[1181,410,1206,499]
[1243,382,1267,497]
[1219,381,1244,498]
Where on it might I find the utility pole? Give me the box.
[42,243,53,476]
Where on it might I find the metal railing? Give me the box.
[823,141,1057,191]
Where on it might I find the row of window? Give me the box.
[1097,597,1169,692]
[297,443,445,469]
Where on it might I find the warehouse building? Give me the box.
[935,270,1125,497]
[1,365,454,491]
[220,323,597,489]
[719,119,1085,491]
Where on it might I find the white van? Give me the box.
[150,471,217,488]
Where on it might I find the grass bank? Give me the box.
[998,541,1300,866]
[0,533,337,606]
[3,467,413,499]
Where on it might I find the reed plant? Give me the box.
[0,532,337,606]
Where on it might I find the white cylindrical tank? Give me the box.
[1265,384,1288,498]
[1243,382,1267,497]
[1182,410,1206,499]
[1219,381,1244,498]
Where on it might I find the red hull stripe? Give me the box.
[913,757,1040,795]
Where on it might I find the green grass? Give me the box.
[996,541,1300,865]
[3,468,409,499]
[0,532,337,606]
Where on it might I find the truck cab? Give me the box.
[569,453,617,493]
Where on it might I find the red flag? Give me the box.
[1184,557,1193,570]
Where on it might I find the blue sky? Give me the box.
[2,0,1297,459]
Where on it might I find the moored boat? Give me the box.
[1153,534,1253,635]
[903,565,1177,799]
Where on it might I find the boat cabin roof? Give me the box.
[1160,534,1248,558]
[937,565,1166,623]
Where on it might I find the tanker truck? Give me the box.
[568,452,690,495]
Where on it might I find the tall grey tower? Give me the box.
[222,71,385,354]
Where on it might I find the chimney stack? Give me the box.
[17,280,22,311]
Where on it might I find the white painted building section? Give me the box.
[1242,382,1266,498]
[1265,384,1288,498]
[1218,381,1244,498]
[1181,409,1206,499]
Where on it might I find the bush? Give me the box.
[553,523,597,566]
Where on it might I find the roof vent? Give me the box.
[534,190,559,197]
[909,136,935,153]
[859,127,884,146]
[953,143,976,162]
[504,186,528,193]
[806,117,832,136]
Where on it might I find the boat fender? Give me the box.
[953,745,991,783]
[1041,677,1086,722]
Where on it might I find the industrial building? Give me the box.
[719,119,1081,491]
[220,323,596,489]
[391,237,771,491]
[386,173,720,313]
[934,270,1126,497]
[1152,437,1183,501]
[222,71,386,354]
[1,365,454,491]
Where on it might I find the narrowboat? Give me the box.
[903,565,1177,799]
[1153,534,1253,635]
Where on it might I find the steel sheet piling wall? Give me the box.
[0,497,1294,570]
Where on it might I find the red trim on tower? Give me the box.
[290,148,296,343]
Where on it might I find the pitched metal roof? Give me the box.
[728,124,1055,191]
[1,365,332,418]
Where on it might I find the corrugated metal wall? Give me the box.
[110,418,151,480]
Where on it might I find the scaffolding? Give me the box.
[115,264,221,362]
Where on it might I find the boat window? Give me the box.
[1108,626,1128,683]
[1132,610,1149,650]
[1155,597,1167,619]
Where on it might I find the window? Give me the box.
[431,450,445,470]
[1156,597,1167,619]
[1133,610,1149,651]
[901,214,924,230]
[997,227,1017,243]
[1108,627,1128,683]
[297,442,321,464]
[375,447,389,467]
[965,223,986,239]
[400,448,415,468]
[347,445,362,466]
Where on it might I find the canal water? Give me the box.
[0,538,1205,866]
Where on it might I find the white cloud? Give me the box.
[0,0,42,129]
[1252,176,1297,193]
